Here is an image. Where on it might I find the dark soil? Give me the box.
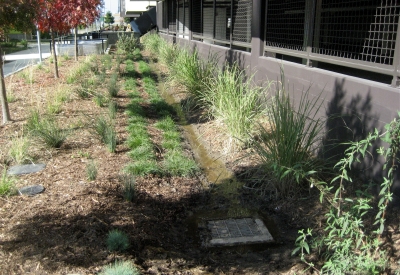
[0,52,399,275]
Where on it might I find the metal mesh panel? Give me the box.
[265,0,306,50]
[192,0,203,36]
[203,0,214,39]
[232,0,253,44]
[314,0,400,65]
[158,2,168,32]
[215,1,230,41]
[168,0,176,33]
[177,0,189,37]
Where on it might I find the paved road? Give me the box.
[3,43,51,77]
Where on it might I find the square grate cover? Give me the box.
[206,218,274,247]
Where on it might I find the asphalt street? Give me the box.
[3,43,51,77]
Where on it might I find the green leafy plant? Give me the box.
[294,113,400,274]
[0,170,17,197]
[86,160,98,181]
[250,80,325,198]
[116,33,140,55]
[99,260,140,275]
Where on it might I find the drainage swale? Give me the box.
[206,218,273,247]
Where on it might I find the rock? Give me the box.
[18,185,45,196]
[7,164,46,175]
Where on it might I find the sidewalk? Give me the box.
[3,43,51,77]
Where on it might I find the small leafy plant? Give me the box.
[293,112,400,274]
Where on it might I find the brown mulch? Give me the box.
[0,53,398,275]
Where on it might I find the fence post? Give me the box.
[250,0,264,79]
[391,19,400,87]
[189,0,193,40]
[303,0,316,67]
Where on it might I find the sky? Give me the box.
[103,0,119,14]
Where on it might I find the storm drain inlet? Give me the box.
[206,218,274,247]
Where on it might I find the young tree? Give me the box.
[0,0,38,124]
[68,0,102,61]
[104,11,115,27]
[35,0,72,79]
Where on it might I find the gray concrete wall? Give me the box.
[159,33,400,196]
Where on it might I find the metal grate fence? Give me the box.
[167,0,176,33]
[265,0,400,66]
[314,0,400,65]
[265,0,306,51]
[232,0,253,45]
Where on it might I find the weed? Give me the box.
[86,160,98,181]
[106,229,130,253]
[108,101,118,119]
[8,135,32,164]
[94,93,106,107]
[0,170,17,197]
[120,173,136,202]
[6,90,17,103]
[108,72,119,97]
[99,260,140,275]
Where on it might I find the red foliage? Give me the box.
[35,0,102,33]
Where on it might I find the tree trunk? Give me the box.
[0,46,12,124]
[74,27,78,61]
[51,31,59,78]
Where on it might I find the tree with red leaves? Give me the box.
[68,0,102,61]
[35,0,73,79]
[0,0,38,124]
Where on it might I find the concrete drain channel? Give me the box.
[205,218,274,247]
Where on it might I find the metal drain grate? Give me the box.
[207,218,273,247]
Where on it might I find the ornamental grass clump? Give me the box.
[99,260,140,275]
[250,81,325,198]
[106,229,130,258]
[0,170,17,197]
[28,115,69,149]
[168,48,217,100]
[203,64,267,147]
